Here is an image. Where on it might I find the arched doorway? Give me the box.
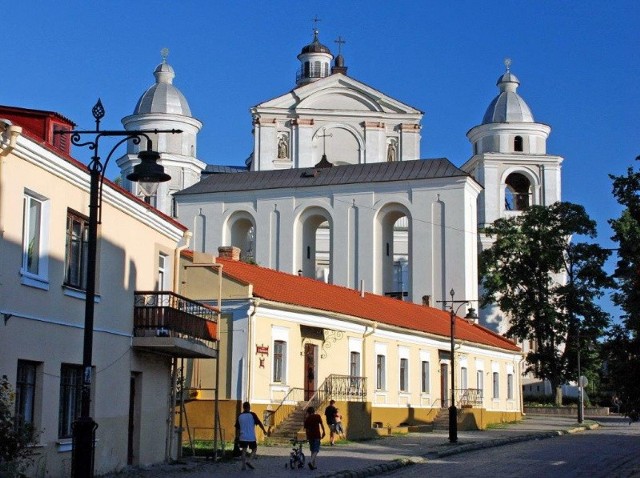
[297,206,332,281]
[376,204,411,300]
[226,212,256,262]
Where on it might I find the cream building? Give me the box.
[0,107,217,477]
[178,247,523,443]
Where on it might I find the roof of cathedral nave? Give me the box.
[175,158,471,195]
[200,252,520,353]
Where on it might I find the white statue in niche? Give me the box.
[278,135,289,159]
[387,141,397,162]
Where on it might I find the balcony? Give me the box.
[132,291,218,359]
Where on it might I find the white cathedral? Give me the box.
[117,31,562,334]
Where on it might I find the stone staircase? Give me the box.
[269,404,306,441]
[432,408,450,431]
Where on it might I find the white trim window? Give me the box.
[158,252,169,291]
[350,351,361,377]
[492,372,500,399]
[59,364,82,439]
[376,354,386,390]
[273,340,287,383]
[21,191,49,289]
[507,373,514,400]
[421,360,430,393]
[15,360,38,428]
[64,210,89,290]
[399,358,409,392]
[461,367,468,391]
[477,370,484,396]
[398,346,409,393]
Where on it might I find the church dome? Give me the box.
[482,62,534,124]
[134,60,192,116]
[300,30,332,55]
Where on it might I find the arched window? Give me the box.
[505,172,531,211]
[313,61,321,77]
[304,61,310,76]
[514,136,523,152]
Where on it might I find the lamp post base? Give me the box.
[448,405,458,443]
[72,416,98,477]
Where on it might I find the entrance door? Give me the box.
[304,344,317,400]
[440,363,448,408]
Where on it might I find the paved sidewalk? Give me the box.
[101,414,609,478]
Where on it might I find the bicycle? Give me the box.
[285,438,306,469]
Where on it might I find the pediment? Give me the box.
[254,74,422,116]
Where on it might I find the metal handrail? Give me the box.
[264,387,305,432]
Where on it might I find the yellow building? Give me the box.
[179,247,523,446]
[0,107,217,477]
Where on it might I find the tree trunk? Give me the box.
[555,385,563,406]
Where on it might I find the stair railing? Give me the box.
[264,387,305,433]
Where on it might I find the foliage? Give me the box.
[603,158,640,411]
[480,202,612,404]
[0,375,39,477]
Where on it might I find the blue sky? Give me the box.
[4,1,638,317]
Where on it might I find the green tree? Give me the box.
[605,158,640,411]
[480,202,612,404]
[0,375,39,477]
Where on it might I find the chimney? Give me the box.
[422,295,431,307]
[218,246,241,261]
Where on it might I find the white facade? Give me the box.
[176,169,480,306]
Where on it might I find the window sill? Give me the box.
[63,286,101,303]
[56,439,73,453]
[20,272,49,290]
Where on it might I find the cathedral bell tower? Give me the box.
[117,49,205,216]
[462,59,563,333]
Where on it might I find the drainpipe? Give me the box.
[246,298,260,402]
[173,230,192,294]
[362,320,377,399]
[0,120,22,239]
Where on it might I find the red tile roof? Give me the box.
[212,256,520,353]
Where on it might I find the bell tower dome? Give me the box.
[117,49,205,216]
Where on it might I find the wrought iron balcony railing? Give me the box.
[133,291,218,346]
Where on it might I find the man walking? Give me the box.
[324,399,338,445]
[303,407,325,470]
[235,401,267,470]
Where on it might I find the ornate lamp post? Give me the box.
[55,100,181,477]
[437,289,477,444]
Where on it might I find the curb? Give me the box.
[317,458,417,478]
[319,425,599,478]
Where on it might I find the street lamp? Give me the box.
[55,99,180,477]
[437,288,478,443]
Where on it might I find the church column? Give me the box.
[363,122,385,164]
[399,123,421,160]
[292,119,314,168]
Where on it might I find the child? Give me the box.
[334,408,345,439]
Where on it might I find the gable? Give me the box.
[254,74,422,116]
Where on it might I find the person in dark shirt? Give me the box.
[235,401,267,470]
[303,407,325,470]
[324,399,338,445]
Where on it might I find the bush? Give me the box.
[0,375,39,477]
